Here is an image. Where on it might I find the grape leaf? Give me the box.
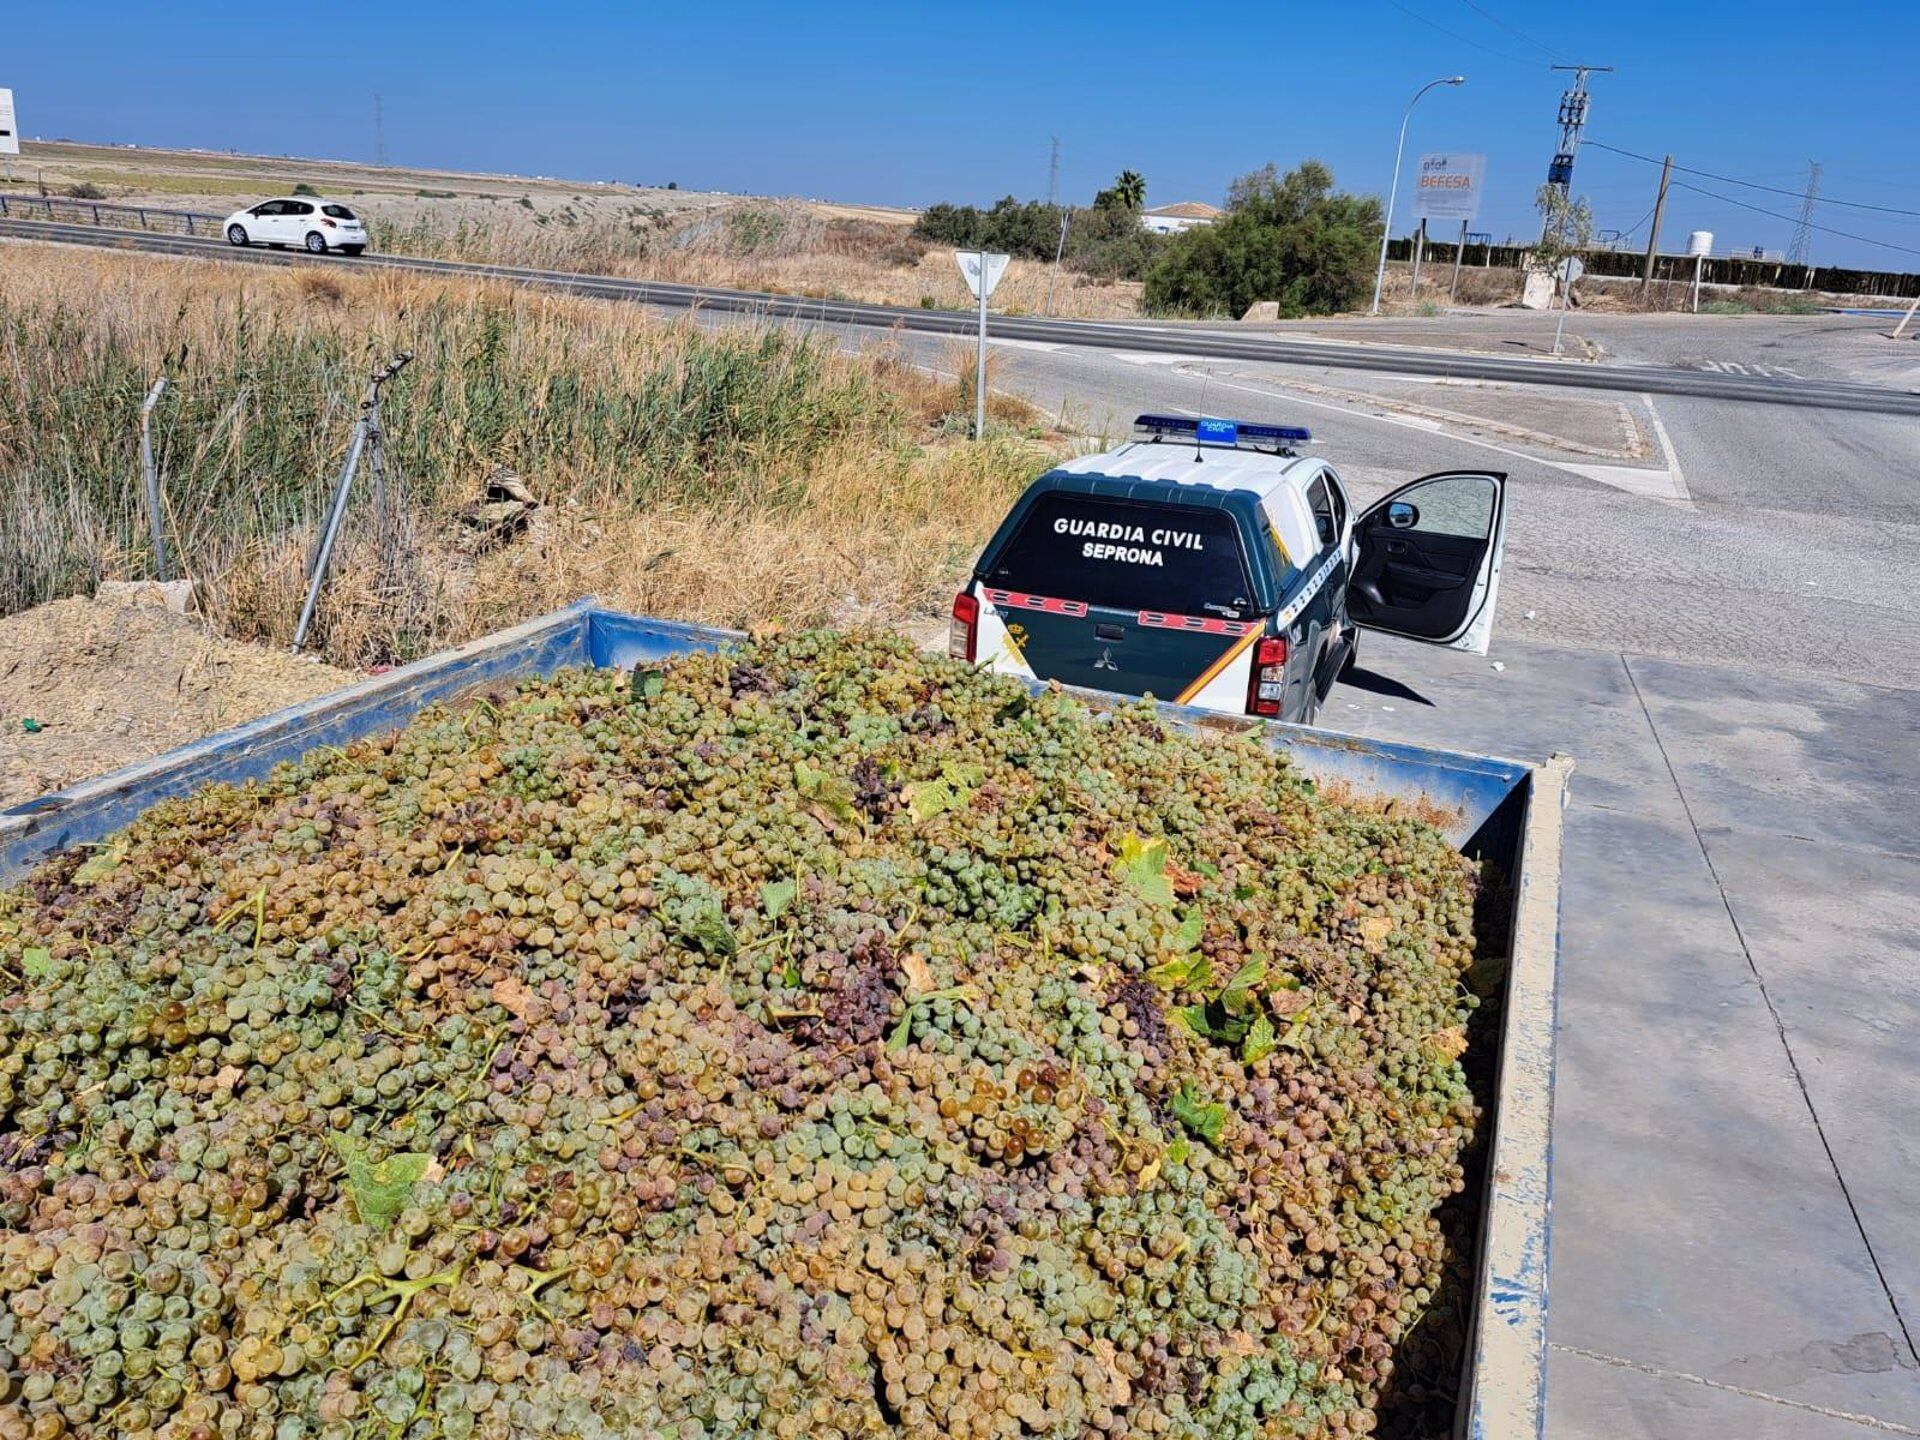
[1195,860,1221,880]
[332,1136,432,1231]
[20,947,53,979]
[1222,955,1268,995]
[1171,1085,1227,1148]
[1166,1136,1192,1167]
[1172,909,1205,953]
[630,668,665,700]
[1146,953,1211,991]
[760,879,796,921]
[677,895,737,956]
[781,960,802,988]
[794,761,858,821]
[885,1011,914,1052]
[1114,834,1175,908]
[904,778,959,825]
[73,839,128,886]
[1243,1011,1277,1064]
[941,761,986,789]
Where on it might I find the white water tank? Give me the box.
[1686,230,1714,257]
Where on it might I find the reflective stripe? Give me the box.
[1137,611,1258,637]
[1277,550,1342,627]
[1174,630,1261,706]
[984,588,1089,618]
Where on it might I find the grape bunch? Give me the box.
[0,630,1484,1439]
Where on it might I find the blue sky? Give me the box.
[11,0,1919,269]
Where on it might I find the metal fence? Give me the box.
[1385,233,1920,299]
[0,193,225,238]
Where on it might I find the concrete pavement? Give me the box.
[1329,633,1920,1438]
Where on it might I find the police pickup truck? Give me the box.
[949,415,1508,725]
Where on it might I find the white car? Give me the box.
[223,197,368,255]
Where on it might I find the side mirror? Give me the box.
[1386,501,1420,530]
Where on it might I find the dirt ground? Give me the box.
[0,591,354,807]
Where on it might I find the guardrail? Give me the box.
[0,193,225,238]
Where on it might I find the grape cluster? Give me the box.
[0,631,1483,1439]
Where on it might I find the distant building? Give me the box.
[1140,201,1222,235]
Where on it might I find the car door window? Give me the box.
[1306,476,1338,550]
[1322,468,1349,542]
[286,202,314,219]
[1347,471,1506,651]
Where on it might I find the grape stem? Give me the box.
[341,1260,468,1368]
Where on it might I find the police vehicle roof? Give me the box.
[1052,442,1319,503]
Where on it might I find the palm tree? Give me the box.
[1094,170,1148,212]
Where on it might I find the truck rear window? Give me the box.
[985,492,1255,618]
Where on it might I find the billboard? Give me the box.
[1414,152,1484,223]
[0,90,17,158]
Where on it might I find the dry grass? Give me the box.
[0,243,1062,668]
[368,202,1146,320]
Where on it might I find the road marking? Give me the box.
[1195,371,1693,506]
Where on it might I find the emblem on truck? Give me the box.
[1094,648,1119,671]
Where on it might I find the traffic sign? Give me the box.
[955,250,1009,301]
[0,91,18,158]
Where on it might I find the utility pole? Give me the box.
[1542,64,1611,240]
[1639,153,1673,294]
[373,93,387,167]
[1046,136,1060,207]
[1787,160,1821,268]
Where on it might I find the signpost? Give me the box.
[1414,153,1484,304]
[0,89,18,192]
[955,250,1009,441]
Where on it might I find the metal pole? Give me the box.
[1370,76,1465,316]
[1691,252,1704,314]
[1890,290,1920,341]
[292,353,412,651]
[139,378,171,582]
[973,250,989,441]
[1640,154,1673,294]
[1410,218,1426,294]
[1551,264,1570,355]
[1450,220,1467,302]
[1044,210,1069,318]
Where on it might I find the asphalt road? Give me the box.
[7,217,1920,416]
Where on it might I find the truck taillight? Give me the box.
[1246,635,1288,717]
[949,591,979,662]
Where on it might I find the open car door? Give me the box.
[1347,470,1507,655]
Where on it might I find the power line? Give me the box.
[1586,139,1920,219]
[1379,0,1542,65]
[1454,0,1568,62]
[1668,178,1920,259]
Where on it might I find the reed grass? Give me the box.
[0,244,1058,666]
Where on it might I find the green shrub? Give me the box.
[1144,161,1380,318]
[66,182,107,200]
[291,182,320,197]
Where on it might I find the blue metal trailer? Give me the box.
[0,601,1568,1439]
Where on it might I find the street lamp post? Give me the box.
[1370,75,1465,316]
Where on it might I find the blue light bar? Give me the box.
[1133,414,1312,450]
